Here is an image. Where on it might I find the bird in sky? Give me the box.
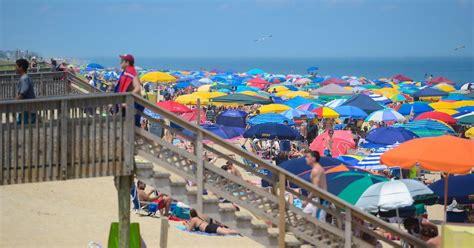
[254,34,272,42]
[454,45,466,51]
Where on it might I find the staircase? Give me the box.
[0,89,428,248]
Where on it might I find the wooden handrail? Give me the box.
[134,94,428,247]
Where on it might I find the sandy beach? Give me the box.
[0,176,263,248]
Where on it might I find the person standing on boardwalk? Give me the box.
[115,54,143,126]
[15,58,36,124]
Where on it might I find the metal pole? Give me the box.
[443,174,449,223]
[344,209,351,248]
[278,173,286,248]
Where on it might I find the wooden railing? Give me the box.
[0,93,428,247]
[0,93,135,185]
[133,96,428,248]
[0,67,52,75]
[0,71,100,100]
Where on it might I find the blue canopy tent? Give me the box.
[340,94,384,114]
[216,110,247,128]
[248,113,294,126]
[243,123,302,140]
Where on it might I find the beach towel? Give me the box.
[175,225,240,236]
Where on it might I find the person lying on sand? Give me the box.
[184,209,240,235]
[137,180,172,216]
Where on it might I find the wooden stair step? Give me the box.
[234,211,252,220]
[186,186,197,194]
[202,195,219,203]
[218,203,236,212]
[169,176,186,186]
[251,219,268,229]
[285,233,301,247]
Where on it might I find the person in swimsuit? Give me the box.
[184,209,240,235]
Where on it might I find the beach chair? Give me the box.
[241,145,257,169]
[108,222,144,248]
[130,183,158,216]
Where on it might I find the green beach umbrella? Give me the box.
[456,113,474,124]
[327,171,388,205]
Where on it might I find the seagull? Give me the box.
[254,34,272,42]
[454,45,466,51]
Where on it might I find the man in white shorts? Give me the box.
[303,150,329,222]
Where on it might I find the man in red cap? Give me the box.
[116,54,141,94]
[116,54,144,127]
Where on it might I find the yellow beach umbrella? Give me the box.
[175,94,209,105]
[197,84,211,92]
[240,91,257,96]
[140,71,176,83]
[282,91,311,99]
[451,100,474,108]
[465,127,474,138]
[313,107,339,118]
[429,101,455,109]
[275,90,292,97]
[388,82,400,89]
[268,85,288,92]
[257,104,291,114]
[433,84,456,93]
[192,91,227,99]
[435,109,459,115]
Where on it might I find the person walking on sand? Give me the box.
[303,151,329,222]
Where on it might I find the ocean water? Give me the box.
[84,57,473,83]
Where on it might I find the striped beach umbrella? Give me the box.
[365,109,405,122]
[393,119,455,137]
[356,144,400,170]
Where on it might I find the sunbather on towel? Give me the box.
[137,180,171,216]
[184,209,240,235]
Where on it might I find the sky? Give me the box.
[1,0,473,58]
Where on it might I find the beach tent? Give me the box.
[216,110,247,128]
[243,123,302,140]
[283,96,314,108]
[412,88,448,98]
[391,74,413,82]
[210,93,272,105]
[311,83,353,96]
[429,76,456,85]
[248,113,294,126]
[322,77,347,86]
[340,94,384,114]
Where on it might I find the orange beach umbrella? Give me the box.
[380,135,474,174]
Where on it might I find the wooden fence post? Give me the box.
[116,175,132,248]
[160,217,169,248]
[278,172,286,248]
[195,99,203,213]
[60,100,68,180]
[344,208,352,248]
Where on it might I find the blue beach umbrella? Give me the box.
[334,106,368,119]
[363,127,419,147]
[184,124,242,140]
[398,102,433,115]
[283,96,314,109]
[307,66,319,72]
[216,110,247,128]
[87,63,104,69]
[248,113,294,126]
[281,109,315,119]
[429,174,474,204]
[243,123,302,140]
[393,120,455,137]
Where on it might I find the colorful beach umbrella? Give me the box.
[415,111,456,124]
[156,101,192,114]
[429,175,474,204]
[365,127,419,146]
[357,144,400,170]
[281,109,315,119]
[309,130,356,157]
[365,109,405,122]
[334,106,367,119]
[398,102,433,115]
[312,107,340,118]
[140,71,177,83]
[380,135,474,174]
[243,123,302,140]
[393,119,455,137]
[247,113,294,126]
[257,104,291,114]
[456,112,474,124]
[297,102,321,111]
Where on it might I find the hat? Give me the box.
[119,54,135,64]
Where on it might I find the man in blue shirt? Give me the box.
[15,59,36,124]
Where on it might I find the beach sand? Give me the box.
[0,176,263,248]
